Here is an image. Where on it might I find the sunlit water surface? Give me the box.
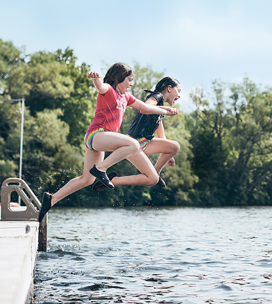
[33,207,272,303]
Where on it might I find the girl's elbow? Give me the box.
[140,109,149,114]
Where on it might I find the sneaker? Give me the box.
[92,172,117,190]
[157,176,166,187]
[89,165,114,189]
[38,192,52,222]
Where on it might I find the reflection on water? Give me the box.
[33,207,272,303]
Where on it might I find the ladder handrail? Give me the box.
[2,178,41,209]
[1,178,47,251]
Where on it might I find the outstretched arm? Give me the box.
[87,71,109,95]
[130,99,178,116]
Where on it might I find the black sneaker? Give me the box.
[38,192,52,222]
[157,176,166,187]
[89,165,114,189]
[92,172,118,190]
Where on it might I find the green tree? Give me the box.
[0,39,25,182]
[189,78,272,206]
[0,39,25,99]
[54,48,96,146]
[0,102,18,180]
[0,40,196,207]
[0,41,95,201]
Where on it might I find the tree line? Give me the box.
[1,38,272,207]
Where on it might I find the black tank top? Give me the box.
[127,92,164,140]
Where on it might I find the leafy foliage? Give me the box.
[188,78,272,206]
[0,38,195,207]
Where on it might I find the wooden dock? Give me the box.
[0,178,47,303]
[0,217,39,304]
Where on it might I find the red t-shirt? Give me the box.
[87,85,136,133]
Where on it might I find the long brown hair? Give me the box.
[103,63,133,89]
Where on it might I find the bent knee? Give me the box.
[80,175,95,187]
[171,141,180,154]
[129,139,140,153]
[146,175,159,186]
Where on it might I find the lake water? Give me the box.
[33,207,272,303]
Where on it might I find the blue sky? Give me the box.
[1,0,272,112]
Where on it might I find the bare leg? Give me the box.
[111,149,159,186]
[144,138,180,174]
[92,138,180,188]
[51,148,104,206]
[51,133,139,205]
[92,132,140,171]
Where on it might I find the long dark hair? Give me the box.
[144,77,180,94]
[103,63,133,89]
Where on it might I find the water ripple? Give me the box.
[34,207,272,303]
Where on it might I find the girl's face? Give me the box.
[116,73,134,95]
[165,84,181,106]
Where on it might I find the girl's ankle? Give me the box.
[96,166,106,172]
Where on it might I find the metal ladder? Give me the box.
[1,178,47,251]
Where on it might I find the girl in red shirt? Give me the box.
[38,63,177,222]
